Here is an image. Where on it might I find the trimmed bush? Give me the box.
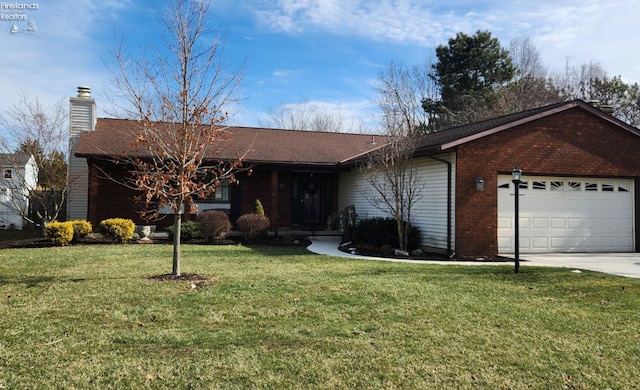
[99,218,135,244]
[45,221,74,246]
[196,210,232,241]
[70,220,92,242]
[166,220,201,241]
[355,217,420,249]
[236,213,270,242]
[254,199,265,216]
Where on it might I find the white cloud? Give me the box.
[0,0,134,116]
[249,0,640,83]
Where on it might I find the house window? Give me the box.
[201,180,230,202]
[3,169,11,179]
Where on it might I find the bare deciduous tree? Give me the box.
[358,62,425,253]
[0,91,69,234]
[261,98,369,133]
[107,0,246,276]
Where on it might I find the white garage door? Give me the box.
[498,176,634,253]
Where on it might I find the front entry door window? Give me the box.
[292,173,327,228]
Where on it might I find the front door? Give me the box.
[292,173,328,230]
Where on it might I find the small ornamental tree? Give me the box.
[107,0,247,276]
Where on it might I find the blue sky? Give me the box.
[1,0,640,131]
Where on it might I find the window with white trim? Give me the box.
[201,180,230,202]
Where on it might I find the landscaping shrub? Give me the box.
[236,213,270,242]
[196,210,232,241]
[355,217,420,249]
[254,199,265,216]
[70,220,92,242]
[167,220,201,241]
[45,221,74,246]
[99,218,135,244]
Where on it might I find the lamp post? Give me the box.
[512,166,522,274]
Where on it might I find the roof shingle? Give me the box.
[75,118,387,166]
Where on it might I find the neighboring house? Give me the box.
[68,87,640,258]
[0,153,38,229]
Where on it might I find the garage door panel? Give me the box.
[531,237,549,249]
[497,217,512,229]
[550,218,565,229]
[532,218,548,229]
[619,218,633,229]
[498,176,634,253]
[567,218,585,229]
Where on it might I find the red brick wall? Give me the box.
[87,161,149,227]
[455,108,640,258]
[86,163,338,232]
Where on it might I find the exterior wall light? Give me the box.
[475,176,485,191]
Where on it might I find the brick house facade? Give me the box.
[69,87,640,257]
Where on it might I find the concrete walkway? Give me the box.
[307,238,640,279]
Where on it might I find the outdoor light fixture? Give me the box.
[475,176,485,191]
[511,166,522,274]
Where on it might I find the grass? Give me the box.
[1,243,639,389]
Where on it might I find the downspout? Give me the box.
[426,155,453,257]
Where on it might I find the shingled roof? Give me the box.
[76,100,639,167]
[0,154,33,166]
[414,99,640,154]
[75,118,387,167]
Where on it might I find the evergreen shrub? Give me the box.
[99,218,135,244]
[355,217,420,249]
[45,221,74,246]
[166,220,201,241]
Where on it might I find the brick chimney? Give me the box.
[67,86,96,221]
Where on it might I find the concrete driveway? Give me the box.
[521,253,640,279]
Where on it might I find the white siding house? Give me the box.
[0,154,38,229]
[338,153,455,253]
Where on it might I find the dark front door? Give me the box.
[292,173,328,229]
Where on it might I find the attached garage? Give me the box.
[497,176,634,253]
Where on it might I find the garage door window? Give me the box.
[550,181,564,191]
[532,181,546,190]
[568,181,581,191]
[585,182,598,191]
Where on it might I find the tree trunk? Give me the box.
[172,210,181,276]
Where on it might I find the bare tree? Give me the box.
[261,98,369,133]
[489,37,564,115]
[0,91,69,234]
[358,62,425,253]
[107,0,246,276]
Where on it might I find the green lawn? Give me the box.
[1,243,639,389]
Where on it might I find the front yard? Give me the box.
[1,243,639,388]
